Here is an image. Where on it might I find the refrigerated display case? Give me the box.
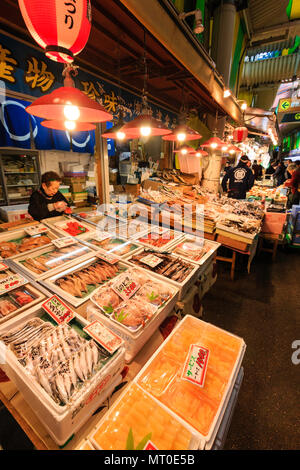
[0,149,41,206]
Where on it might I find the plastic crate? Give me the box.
[262,212,286,235]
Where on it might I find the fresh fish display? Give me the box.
[18,243,91,275]
[172,240,208,262]
[0,318,112,406]
[138,230,176,249]
[129,250,195,283]
[86,237,139,257]
[0,288,36,318]
[0,234,52,259]
[54,260,122,298]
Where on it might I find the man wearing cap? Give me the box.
[221,155,255,199]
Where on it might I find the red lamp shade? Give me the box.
[163,124,202,141]
[26,86,113,122]
[190,149,208,157]
[233,127,248,143]
[228,145,242,153]
[173,145,195,154]
[201,137,226,148]
[102,120,128,140]
[120,115,172,138]
[41,120,95,131]
[18,0,92,63]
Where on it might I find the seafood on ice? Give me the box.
[19,243,91,275]
[91,383,193,450]
[91,268,175,329]
[0,234,51,259]
[0,319,113,406]
[129,250,195,283]
[54,260,122,298]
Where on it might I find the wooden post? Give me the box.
[94,123,110,205]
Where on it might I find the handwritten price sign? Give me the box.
[42,295,75,324]
[112,276,140,301]
[83,320,123,354]
[0,273,27,295]
[181,344,210,388]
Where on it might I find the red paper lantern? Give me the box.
[233,127,248,143]
[18,0,92,63]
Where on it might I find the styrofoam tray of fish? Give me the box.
[9,239,95,282]
[86,268,179,363]
[71,212,108,228]
[215,222,258,240]
[78,232,143,260]
[125,248,201,301]
[0,227,59,260]
[171,236,221,272]
[41,215,93,240]
[135,226,184,253]
[133,315,246,450]
[0,303,125,446]
[0,264,46,324]
[39,256,130,307]
[89,382,202,450]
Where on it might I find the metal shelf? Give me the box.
[4,172,37,174]
[6,184,39,187]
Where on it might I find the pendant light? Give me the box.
[190,148,208,157]
[118,30,171,139]
[26,64,113,126]
[173,145,196,155]
[18,0,92,63]
[41,120,95,131]
[201,136,227,149]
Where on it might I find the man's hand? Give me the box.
[53,201,68,212]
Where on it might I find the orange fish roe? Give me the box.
[91,383,193,450]
[138,316,244,437]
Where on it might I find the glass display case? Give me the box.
[0,150,41,205]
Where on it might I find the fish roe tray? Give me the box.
[0,302,125,446]
[39,256,129,307]
[0,227,58,260]
[10,239,94,281]
[135,226,184,253]
[41,215,93,240]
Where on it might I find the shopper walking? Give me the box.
[221,155,255,199]
[252,159,263,180]
[273,161,286,186]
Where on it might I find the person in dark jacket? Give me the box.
[273,161,286,186]
[28,171,69,221]
[221,155,255,199]
[223,161,232,174]
[252,159,263,180]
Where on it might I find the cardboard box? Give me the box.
[142,179,164,191]
[125,184,140,196]
[70,182,85,193]
[63,176,86,184]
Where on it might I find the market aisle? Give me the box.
[203,247,300,450]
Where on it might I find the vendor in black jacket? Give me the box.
[28,171,69,221]
[221,155,255,200]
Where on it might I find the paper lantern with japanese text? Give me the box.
[18,0,92,63]
[233,127,248,143]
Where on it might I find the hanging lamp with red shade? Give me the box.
[41,120,95,131]
[190,148,208,157]
[173,145,196,155]
[201,136,227,149]
[163,123,202,142]
[18,0,92,64]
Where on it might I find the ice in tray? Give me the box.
[91,267,175,331]
[137,316,244,437]
[91,383,195,450]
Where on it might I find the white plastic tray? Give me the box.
[0,227,58,260]
[78,233,143,260]
[41,216,93,240]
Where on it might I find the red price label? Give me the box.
[112,277,140,301]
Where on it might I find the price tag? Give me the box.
[95,249,120,265]
[24,224,48,236]
[0,273,27,295]
[42,295,75,324]
[112,275,140,301]
[181,344,210,388]
[144,441,159,450]
[83,320,124,354]
[0,262,9,271]
[140,254,163,268]
[52,237,75,249]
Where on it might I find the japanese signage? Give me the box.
[83,320,124,354]
[181,344,210,388]
[24,224,48,236]
[278,98,300,113]
[42,295,75,324]
[95,248,120,265]
[52,237,76,249]
[112,275,140,301]
[0,272,27,295]
[140,254,163,268]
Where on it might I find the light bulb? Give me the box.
[224,89,231,98]
[222,146,228,152]
[229,150,235,154]
[177,132,186,142]
[228,135,233,140]
[64,104,80,121]
[211,143,218,149]
[140,126,151,137]
[196,152,201,157]
[241,102,247,111]
[181,149,188,155]
[65,120,76,131]
[116,131,126,140]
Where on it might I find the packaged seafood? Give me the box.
[126,248,200,300]
[0,263,45,324]
[0,302,125,445]
[10,240,93,281]
[72,212,107,227]
[172,236,220,271]
[87,268,179,362]
[39,256,128,307]
[137,227,183,252]
[79,233,142,259]
[90,383,200,450]
[41,215,92,239]
[135,315,245,448]
[0,227,57,259]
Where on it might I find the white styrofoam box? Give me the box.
[0,227,59,260]
[133,315,246,450]
[197,258,217,301]
[9,241,95,282]
[171,236,220,271]
[0,303,125,446]
[0,204,29,222]
[78,233,143,260]
[89,382,202,450]
[86,275,179,363]
[125,248,201,301]
[41,215,93,240]
[39,257,130,308]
